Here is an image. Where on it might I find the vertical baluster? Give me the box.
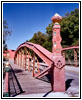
[24,47,27,71]
[37,59,40,73]
[74,49,78,66]
[28,52,30,72]
[32,53,35,77]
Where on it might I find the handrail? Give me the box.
[62,46,79,51]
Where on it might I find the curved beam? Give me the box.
[14,42,53,67]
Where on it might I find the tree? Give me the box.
[28,8,79,51]
[45,8,79,48]
[29,31,47,46]
[3,20,12,50]
[60,8,79,47]
[65,12,70,17]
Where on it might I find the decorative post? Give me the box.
[37,59,40,74]
[18,52,19,66]
[28,52,30,72]
[32,53,35,77]
[24,47,27,71]
[19,51,21,67]
[74,49,77,66]
[51,13,65,92]
[22,50,24,68]
[14,57,16,64]
[20,49,22,67]
[15,56,17,64]
[16,54,18,65]
[3,62,10,97]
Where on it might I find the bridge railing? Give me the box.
[62,46,79,66]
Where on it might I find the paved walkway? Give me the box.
[9,60,79,97]
[9,60,51,96]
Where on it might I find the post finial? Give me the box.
[51,13,62,23]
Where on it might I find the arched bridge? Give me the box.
[14,41,79,91]
[4,13,79,96]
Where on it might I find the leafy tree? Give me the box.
[3,20,12,50]
[60,8,79,47]
[28,8,79,52]
[65,12,70,17]
[44,23,53,51]
[29,31,47,46]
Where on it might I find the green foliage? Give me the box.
[29,31,47,47]
[3,20,12,50]
[60,8,79,47]
[28,8,79,52]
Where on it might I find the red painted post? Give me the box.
[74,49,78,66]
[32,53,35,77]
[37,59,40,73]
[22,50,23,67]
[28,52,30,72]
[20,49,22,67]
[24,47,27,71]
[3,62,10,97]
[51,13,65,92]
[22,51,24,68]
[15,55,17,64]
[18,52,19,66]
[19,51,21,67]
[17,54,18,65]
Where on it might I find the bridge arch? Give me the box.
[14,42,53,67]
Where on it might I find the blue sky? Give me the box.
[3,2,79,50]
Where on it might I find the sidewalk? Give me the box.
[65,65,79,73]
[9,60,79,98]
[15,92,70,98]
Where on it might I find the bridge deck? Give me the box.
[9,60,51,96]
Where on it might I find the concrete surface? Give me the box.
[8,60,79,98]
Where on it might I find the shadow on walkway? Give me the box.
[12,69,23,73]
[43,79,74,97]
[9,65,24,97]
[43,90,52,97]
[65,79,74,90]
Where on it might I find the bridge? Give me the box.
[3,13,79,97]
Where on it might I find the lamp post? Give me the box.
[3,61,10,97]
[51,13,65,92]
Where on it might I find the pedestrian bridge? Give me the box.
[14,41,79,79]
[3,13,79,97]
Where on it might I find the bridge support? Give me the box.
[24,47,27,71]
[20,49,22,67]
[74,49,78,66]
[28,52,30,72]
[19,51,21,66]
[37,59,40,73]
[32,53,35,77]
[51,13,65,92]
[18,51,19,66]
[3,62,10,97]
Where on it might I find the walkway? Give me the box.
[8,60,79,97]
[9,60,51,96]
